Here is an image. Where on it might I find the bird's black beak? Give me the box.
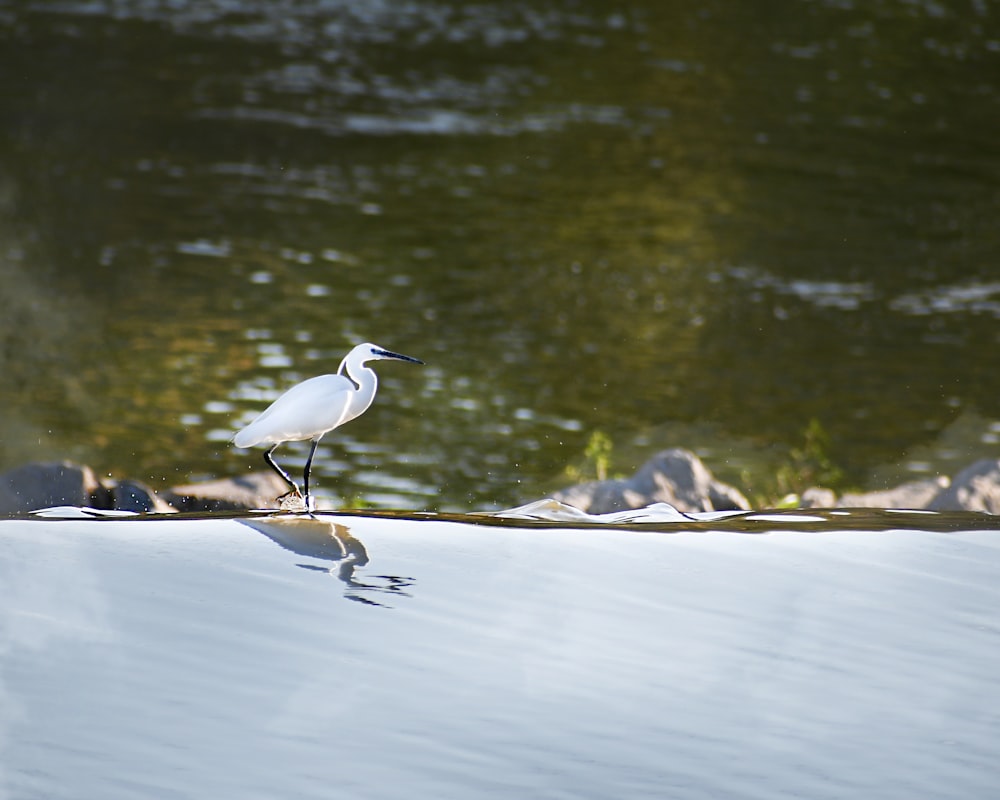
[374,348,424,365]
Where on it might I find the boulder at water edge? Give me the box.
[553,448,752,514]
[160,472,288,512]
[0,461,173,515]
[928,459,1000,514]
[826,476,950,510]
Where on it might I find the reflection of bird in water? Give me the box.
[237,515,414,607]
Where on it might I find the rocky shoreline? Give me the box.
[552,448,1000,515]
[1,449,998,516]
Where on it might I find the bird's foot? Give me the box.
[277,489,308,512]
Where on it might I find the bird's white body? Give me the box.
[233,373,370,447]
[233,342,423,503]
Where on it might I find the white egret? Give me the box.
[233,342,424,506]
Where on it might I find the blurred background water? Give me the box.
[1,0,999,510]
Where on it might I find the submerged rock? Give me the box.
[0,461,173,516]
[553,448,751,514]
[0,458,291,515]
[801,468,1000,513]
[799,487,838,508]
[828,476,950,510]
[552,451,1000,516]
[0,461,100,514]
[5,452,1000,517]
[927,459,1000,514]
[111,479,177,514]
[160,473,287,512]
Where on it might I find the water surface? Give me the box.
[1,1,999,509]
[3,509,1000,798]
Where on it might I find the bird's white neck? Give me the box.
[338,355,362,389]
[338,354,379,422]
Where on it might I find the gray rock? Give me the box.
[835,476,950,509]
[553,448,751,514]
[799,487,838,508]
[161,472,288,512]
[0,461,178,515]
[113,480,177,513]
[0,461,103,515]
[928,459,1000,514]
[0,481,20,513]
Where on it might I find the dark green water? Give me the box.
[1,1,999,510]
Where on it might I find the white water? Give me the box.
[2,511,999,799]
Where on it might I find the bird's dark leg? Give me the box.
[263,444,301,498]
[303,437,322,503]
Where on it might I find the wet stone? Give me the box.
[553,449,752,514]
[160,473,288,513]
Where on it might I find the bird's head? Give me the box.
[356,343,425,366]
